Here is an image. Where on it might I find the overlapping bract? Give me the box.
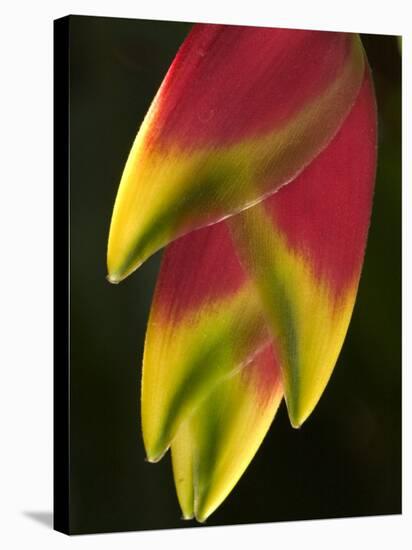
[171,343,283,522]
[107,24,365,282]
[107,24,377,522]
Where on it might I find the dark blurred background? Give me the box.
[67,16,401,534]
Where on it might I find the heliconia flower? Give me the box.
[107,23,377,521]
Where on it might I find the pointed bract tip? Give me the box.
[106,273,121,284]
[286,400,306,429]
[145,455,162,464]
[106,258,144,284]
[145,456,158,464]
[193,497,217,524]
[145,446,169,464]
[290,419,303,430]
[194,512,208,524]
[181,513,195,521]
[288,405,311,429]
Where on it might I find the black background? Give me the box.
[65,15,401,534]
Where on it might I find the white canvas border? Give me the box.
[0,1,409,548]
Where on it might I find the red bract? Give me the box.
[107,25,365,282]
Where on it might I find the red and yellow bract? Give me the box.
[107,24,377,522]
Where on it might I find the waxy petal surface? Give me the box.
[107,25,365,282]
[171,343,283,522]
[229,69,377,427]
